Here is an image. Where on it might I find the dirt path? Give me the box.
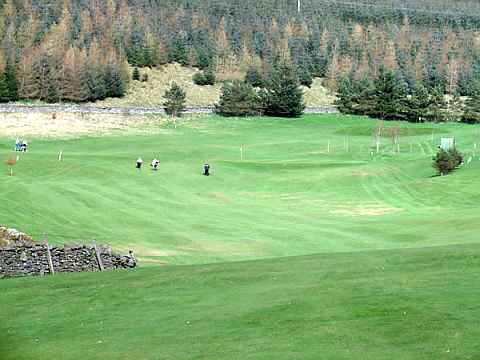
[0,104,338,115]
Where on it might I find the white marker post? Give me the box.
[327,140,330,154]
[58,150,63,161]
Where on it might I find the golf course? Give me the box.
[1,114,480,359]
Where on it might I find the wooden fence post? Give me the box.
[93,241,104,271]
[129,250,137,267]
[44,234,55,276]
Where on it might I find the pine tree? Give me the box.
[104,64,126,98]
[87,67,106,101]
[462,84,480,124]
[261,63,305,118]
[446,94,464,122]
[369,67,408,120]
[407,84,431,122]
[297,63,313,88]
[168,38,188,66]
[0,72,10,102]
[244,67,264,87]
[132,67,140,81]
[4,63,18,101]
[425,86,447,123]
[335,76,375,116]
[335,77,356,114]
[214,80,260,117]
[163,81,186,117]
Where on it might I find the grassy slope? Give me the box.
[90,64,335,108]
[1,115,480,264]
[1,244,480,360]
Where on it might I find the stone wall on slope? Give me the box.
[0,243,137,279]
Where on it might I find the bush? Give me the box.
[193,69,216,85]
[433,148,463,175]
[140,73,149,82]
[214,80,261,117]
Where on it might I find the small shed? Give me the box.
[440,137,455,151]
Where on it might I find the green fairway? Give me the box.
[1,244,480,359]
[2,114,480,359]
[1,114,480,264]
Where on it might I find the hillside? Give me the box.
[92,64,335,108]
[1,0,480,104]
[1,244,479,359]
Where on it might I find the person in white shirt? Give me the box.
[151,158,160,171]
[136,157,143,170]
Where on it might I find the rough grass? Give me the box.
[0,112,170,139]
[1,244,480,360]
[91,64,336,108]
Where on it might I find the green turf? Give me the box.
[1,244,480,359]
[1,114,480,264]
[2,114,480,359]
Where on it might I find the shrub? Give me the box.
[193,69,216,85]
[140,73,149,82]
[214,80,261,117]
[433,148,463,175]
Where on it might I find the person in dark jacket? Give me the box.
[203,163,210,176]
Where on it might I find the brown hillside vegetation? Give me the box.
[92,64,336,108]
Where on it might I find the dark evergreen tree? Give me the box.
[4,64,18,101]
[261,64,305,118]
[446,94,464,122]
[0,73,10,102]
[168,38,188,66]
[462,84,480,124]
[132,67,140,81]
[244,67,264,88]
[425,86,447,122]
[104,65,126,98]
[407,84,431,122]
[87,67,107,101]
[45,79,60,103]
[335,76,375,116]
[369,67,409,120]
[195,48,212,70]
[214,80,261,116]
[297,64,313,88]
[163,81,186,117]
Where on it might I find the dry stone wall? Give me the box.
[0,243,136,279]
